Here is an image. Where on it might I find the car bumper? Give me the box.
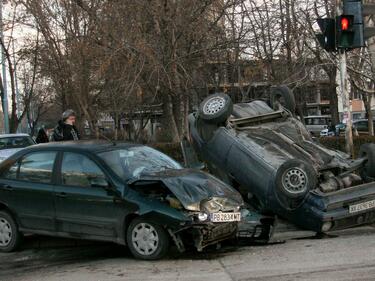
[192,222,238,251]
[172,222,237,252]
[297,182,375,232]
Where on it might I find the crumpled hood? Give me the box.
[128,169,243,211]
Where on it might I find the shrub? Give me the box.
[319,136,375,158]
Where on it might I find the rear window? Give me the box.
[0,136,34,150]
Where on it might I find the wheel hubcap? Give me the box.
[0,218,12,247]
[203,97,226,115]
[132,223,159,256]
[282,167,308,194]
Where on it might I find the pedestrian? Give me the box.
[51,109,81,141]
[35,126,49,143]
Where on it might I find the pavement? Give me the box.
[2,226,375,281]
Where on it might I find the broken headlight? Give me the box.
[201,197,241,213]
[197,212,209,222]
[201,199,222,213]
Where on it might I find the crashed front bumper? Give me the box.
[293,182,375,232]
[192,222,237,251]
[170,222,237,252]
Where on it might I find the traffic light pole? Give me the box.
[338,49,354,156]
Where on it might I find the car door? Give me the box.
[54,152,120,238]
[0,151,57,231]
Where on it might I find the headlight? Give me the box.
[197,212,208,222]
[321,221,333,232]
[201,200,221,213]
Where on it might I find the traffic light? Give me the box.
[337,15,355,49]
[337,0,365,49]
[317,18,336,52]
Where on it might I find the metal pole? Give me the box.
[0,1,9,134]
[339,50,354,156]
[336,0,354,157]
[12,40,19,118]
[12,40,21,133]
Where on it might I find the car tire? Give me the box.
[275,160,316,200]
[270,85,296,113]
[199,93,233,124]
[0,211,21,252]
[359,143,375,181]
[126,217,169,260]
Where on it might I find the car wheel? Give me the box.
[199,93,233,124]
[270,85,296,113]
[126,218,169,260]
[0,211,21,252]
[359,143,375,181]
[275,160,316,200]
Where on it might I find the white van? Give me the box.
[304,115,332,136]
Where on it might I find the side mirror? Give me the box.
[89,176,110,189]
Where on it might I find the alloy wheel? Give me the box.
[203,97,226,115]
[282,167,308,195]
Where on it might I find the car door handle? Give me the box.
[56,192,67,198]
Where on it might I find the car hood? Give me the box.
[0,148,24,160]
[127,169,243,211]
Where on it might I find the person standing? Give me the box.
[35,126,49,143]
[51,109,81,141]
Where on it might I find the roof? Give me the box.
[0,133,31,138]
[28,140,140,153]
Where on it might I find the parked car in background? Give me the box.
[304,115,332,137]
[320,120,375,137]
[187,86,375,234]
[353,119,375,135]
[0,141,268,260]
[0,134,35,163]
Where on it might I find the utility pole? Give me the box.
[0,1,9,134]
[339,50,354,155]
[337,0,354,156]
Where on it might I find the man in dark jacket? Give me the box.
[35,126,49,143]
[52,109,81,141]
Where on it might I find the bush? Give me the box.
[319,136,375,158]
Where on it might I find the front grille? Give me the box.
[332,210,375,230]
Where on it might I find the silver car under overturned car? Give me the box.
[186,86,375,233]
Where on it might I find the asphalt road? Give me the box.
[2,226,375,281]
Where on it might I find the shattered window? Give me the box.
[98,146,182,180]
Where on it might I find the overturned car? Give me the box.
[187,86,375,233]
[0,141,267,260]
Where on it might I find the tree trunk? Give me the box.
[162,94,180,142]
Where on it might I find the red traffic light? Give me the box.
[341,17,350,31]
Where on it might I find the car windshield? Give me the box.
[0,136,34,150]
[98,146,183,179]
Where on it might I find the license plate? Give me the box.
[211,212,241,222]
[349,199,375,214]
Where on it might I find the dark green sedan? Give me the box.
[0,141,253,260]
